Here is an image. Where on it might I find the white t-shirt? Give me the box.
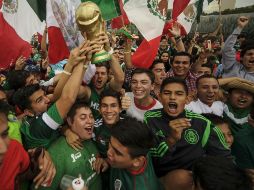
[125,92,162,121]
[185,99,224,117]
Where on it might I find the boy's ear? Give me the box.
[132,156,146,168]
[24,109,34,117]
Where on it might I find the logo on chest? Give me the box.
[71,152,82,162]
[184,129,199,144]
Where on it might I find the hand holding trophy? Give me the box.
[75,1,111,64]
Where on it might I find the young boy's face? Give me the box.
[229,89,253,109]
[160,82,187,117]
[107,137,134,169]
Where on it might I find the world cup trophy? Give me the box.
[75,1,111,64]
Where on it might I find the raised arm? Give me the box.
[109,54,125,92]
[222,16,249,71]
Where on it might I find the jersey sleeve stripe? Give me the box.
[42,112,60,130]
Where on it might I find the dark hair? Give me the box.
[240,40,254,58]
[110,116,155,159]
[149,59,165,70]
[202,113,230,126]
[12,84,41,111]
[201,63,213,69]
[160,36,167,41]
[7,70,31,90]
[99,89,121,108]
[67,100,91,123]
[160,78,188,95]
[193,156,252,190]
[172,51,192,65]
[0,99,12,117]
[95,61,110,73]
[131,68,155,84]
[196,74,218,88]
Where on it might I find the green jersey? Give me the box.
[223,103,251,136]
[110,154,164,190]
[20,103,63,149]
[36,137,102,190]
[232,125,254,169]
[89,84,111,119]
[93,118,111,158]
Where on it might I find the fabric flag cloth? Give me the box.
[165,0,213,35]
[0,0,45,70]
[122,0,169,68]
[47,0,71,64]
[81,0,120,21]
[111,0,129,29]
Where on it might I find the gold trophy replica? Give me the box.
[75,1,111,64]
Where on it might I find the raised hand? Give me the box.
[15,55,26,70]
[167,118,191,147]
[237,16,249,29]
[168,22,181,37]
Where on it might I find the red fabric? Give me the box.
[172,0,191,19]
[0,140,30,190]
[236,51,240,63]
[163,20,187,37]
[131,36,161,68]
[47,26,69,64]
[111,0,130,29]
[0,12,32,70]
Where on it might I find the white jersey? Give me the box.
[185,99,224,117]
[125,92,163,122]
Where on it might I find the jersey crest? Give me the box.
[184,129,199,144]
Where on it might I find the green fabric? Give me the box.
[8,113,22,144]
[35,138,102,190]
[89,87,101,120]
[47,103,64,125]
[21,103,62,149]
[26,0,46,21]
[93,118,111,158]
[232,125,254,169]
[110,154,164,190]
[20,117,60,149]
[223,103,251,136]
[81,0,120,21]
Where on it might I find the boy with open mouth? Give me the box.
[144,78,231,190]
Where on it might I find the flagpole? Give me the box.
[218,0,222,35]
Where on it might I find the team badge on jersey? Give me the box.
[184,129,199,144]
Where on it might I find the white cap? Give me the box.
[72,177,85,190]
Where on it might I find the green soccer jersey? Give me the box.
[93,118,111,158]
[88,84,111,120]
[35,137,102,190]
[20,103,63,149]
[110,154,164,190]
[232,125,254,169]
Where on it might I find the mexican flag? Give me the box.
[122,0,169,68]
[48,0,121,64]
[172,0,214,35]
[0,0,46,70]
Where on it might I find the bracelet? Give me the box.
[83,64,88,70]
[108,47,114,55]
[124,51,131,54]
[62,70,71,75]
[174,36,181,40]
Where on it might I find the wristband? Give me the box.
[62,70,71,76]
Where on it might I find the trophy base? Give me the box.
[91,50,111,64]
